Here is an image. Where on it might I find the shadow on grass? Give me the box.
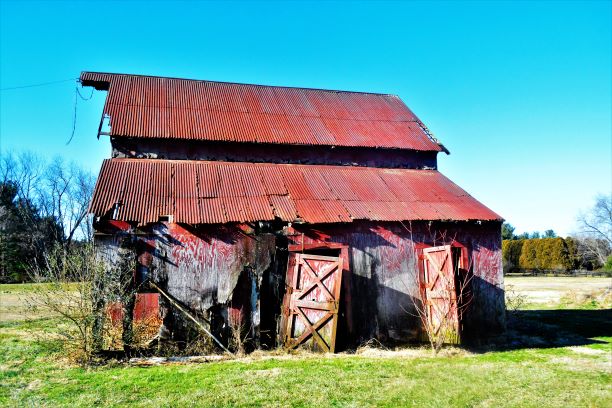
[469,308,611,352]
[515,309,612,339]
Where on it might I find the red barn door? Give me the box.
[422,245,460,343]
[282,253,343,352]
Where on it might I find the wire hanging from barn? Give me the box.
[66,84,94,145]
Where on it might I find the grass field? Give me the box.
[505,277,611,308]
[1,277,611,407]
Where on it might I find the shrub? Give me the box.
[26,242,136,365]
[502,239,524,273]
[518,238,573,271]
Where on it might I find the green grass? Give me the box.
[1,330,609,408]
[1,283,611,407]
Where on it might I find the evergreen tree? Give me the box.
[544,229,557,238]
[502,223,516,240]
[502,239,524,273]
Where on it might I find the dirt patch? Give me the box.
[550,355,611,372]
[129,355,228,366]
[26,379,43,391]
[354,345,471,358]
[126,345,472,368]
[246,367,284,377]
[568,346,606,355]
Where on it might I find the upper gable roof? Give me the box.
[80,72,445,152]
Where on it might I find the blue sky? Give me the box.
[1,0,610,236]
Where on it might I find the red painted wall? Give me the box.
[96,219,503,348]
[287,221,504,345]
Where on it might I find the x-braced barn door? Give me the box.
[282,253,343,352]
[422,245,460,343]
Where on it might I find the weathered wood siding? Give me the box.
[143,223,276,345]
[288,221,504,346]
[94,220,503,349]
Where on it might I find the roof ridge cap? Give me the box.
[80,71,397,97]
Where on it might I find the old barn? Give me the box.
[82,72,505,352]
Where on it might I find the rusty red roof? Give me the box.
[80,72,444,152]
[90,159,501,225]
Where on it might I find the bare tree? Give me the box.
[1,153,58,281]
[1,151,44,201]
[1,151,96,282]
[0,151,95,245]
[0,151,45,227]
[576,194,612,267]
[38,157,95,245]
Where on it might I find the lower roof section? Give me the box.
[89,158,502,225]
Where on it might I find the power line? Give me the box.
[0,78,77,91]
[66,86,94,145]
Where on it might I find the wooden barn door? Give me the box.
[422,245,460,343]
[282,253,343,352]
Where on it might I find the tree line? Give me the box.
[502,237,578,272]
[0,151,95,282]
[502,195,612,273]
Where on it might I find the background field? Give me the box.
[505,276,610,307]
[1,277,611,407]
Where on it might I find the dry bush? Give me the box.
[133,314,163,347]
[26,244,103,364]
[505,285,527,312]
[152,328,216,357]
[102,309,124,351]
[355,338,389,355]
[560,288,612,309]
[412,270,473,354]
[400,223,474,355]
[183,332,216,356]
[229,319,251,356]
[26,242,135,365]
[101,312,162,351]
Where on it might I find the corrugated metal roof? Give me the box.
[80,72,443,152]
[89,159,502,225]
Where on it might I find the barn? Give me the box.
[82,71,505,352]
